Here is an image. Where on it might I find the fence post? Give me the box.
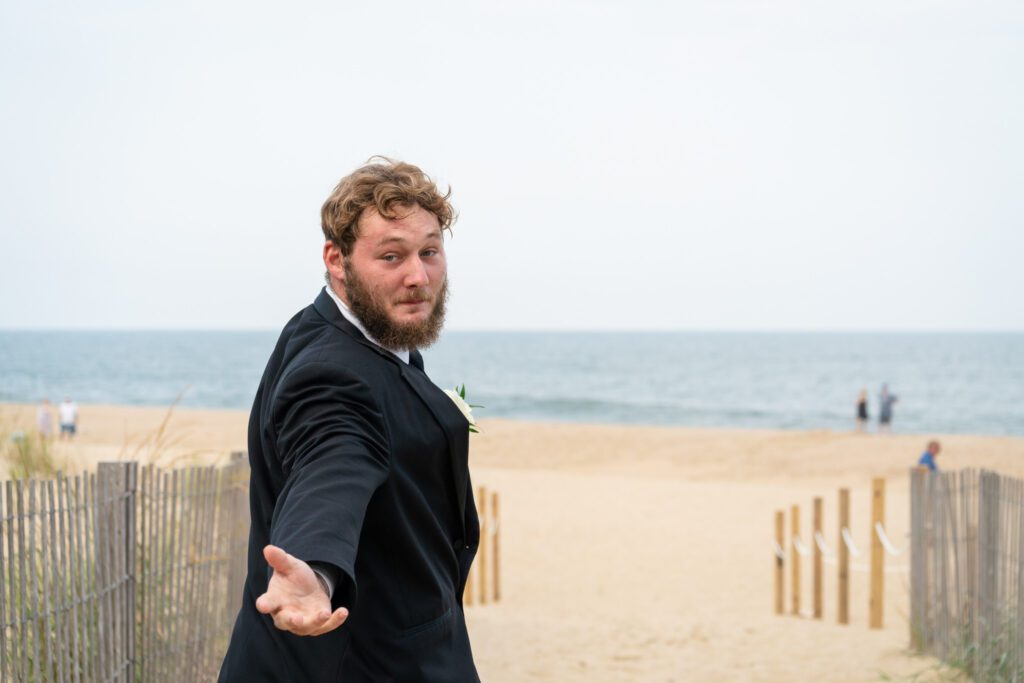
[838,488,850,625]
[476,486,488,605]
[490,490,501,603]
[909,469,923,649]
[977,470,1000,673]
[813,497,823,620]
[791,504,801,616]
[226,451,249,622]
[870,477,885,629]
[775,510,785,615]
[465,487,477,607]
[97,462,138,682]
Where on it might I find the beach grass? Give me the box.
[0,425,58,479]
[115,392,205,467]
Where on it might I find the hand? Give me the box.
[255,545,349,636]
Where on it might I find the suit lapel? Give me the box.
[397,362,469,536]
[312,288,470,534]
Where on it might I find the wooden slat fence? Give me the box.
[0,454,251,682]
[910,468,1024,681]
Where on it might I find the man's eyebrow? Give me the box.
[375,231,442,247]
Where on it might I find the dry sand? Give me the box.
[4,402,1024,682]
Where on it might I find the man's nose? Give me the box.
[403,256,429,287]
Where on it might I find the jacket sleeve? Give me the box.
[267,360,391,610]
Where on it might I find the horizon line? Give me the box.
[2,327,1023,335]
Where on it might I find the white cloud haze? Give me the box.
[1,0,1022,330]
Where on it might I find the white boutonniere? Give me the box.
[444,384,481,433]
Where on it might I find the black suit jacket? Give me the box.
[219,289,480,682]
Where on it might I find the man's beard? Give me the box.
[343,260,448,352]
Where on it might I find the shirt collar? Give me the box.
[324,286,410,364]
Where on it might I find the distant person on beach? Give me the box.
[220,158,479,682]
[917,440,941,472]
[855,389,869,432]
[36,399,53,438]
[878,384,898,433]
[58,397,78,439]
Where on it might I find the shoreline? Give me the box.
[3,402,1023,483]
[3,400,1020,440]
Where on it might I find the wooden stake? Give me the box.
[491,491,501,602]
[870,478,885,629]
[791,504,801,616]
[477,486,488,605]
[465,501,476,607]
[838,488,850,625]
[775,510,785,615]
[813,497,823,619]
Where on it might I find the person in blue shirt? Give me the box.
[917,440,941,472]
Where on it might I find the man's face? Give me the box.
[324,204,448,351]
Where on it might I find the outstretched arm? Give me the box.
[255,544,349,636]
[267,361,391,620]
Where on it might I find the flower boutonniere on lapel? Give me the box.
[444,384,482,433]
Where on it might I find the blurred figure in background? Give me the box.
[878,384,898,433]
[58,396,78,439]
[36,398,53,439]
[917,440,941,472]
[855,388,869,432]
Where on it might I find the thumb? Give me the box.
[263,544,298,576]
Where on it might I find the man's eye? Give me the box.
[381,254,399,263]
[421,249,438,258]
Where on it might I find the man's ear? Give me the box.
[323,241,346,286]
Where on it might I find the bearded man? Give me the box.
[219,158,480,682]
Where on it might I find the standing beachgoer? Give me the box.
[878,384,898,433]
[855,389,869,432]
[37,398,53,438]
[58,397,78,439]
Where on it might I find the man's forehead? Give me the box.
[357,205,442,245]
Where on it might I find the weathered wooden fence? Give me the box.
[0,453,250,682]
[910,468,1024,681]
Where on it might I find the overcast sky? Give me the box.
[1,0,1022,331]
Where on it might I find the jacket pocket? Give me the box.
[395,606,453,649]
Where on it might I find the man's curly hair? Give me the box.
[321,157,456,256]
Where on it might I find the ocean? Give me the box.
[1,331,1022,436]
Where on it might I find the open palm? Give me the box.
[255,545,349,636]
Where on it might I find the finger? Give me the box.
[290,612,326,637]
[271,609,297,632]
[309,607,349,636]
[255,592,282,615]
[263,545,296,576]
[271,608,307,632]
[277,606,341,637]
[291,608,329,636]
[287,607,335,637]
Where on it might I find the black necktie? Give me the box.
[409,349,424,371]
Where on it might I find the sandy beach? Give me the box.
[4,402,1023,682]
